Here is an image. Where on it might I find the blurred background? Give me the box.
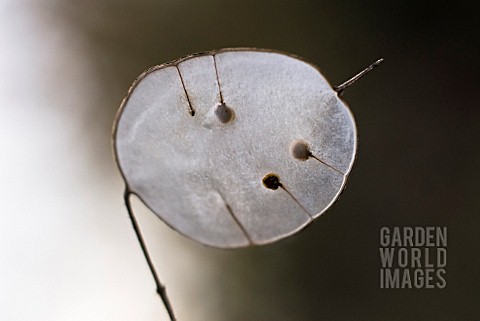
[1,0,479,320]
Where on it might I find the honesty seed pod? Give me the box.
[113,48,382,248]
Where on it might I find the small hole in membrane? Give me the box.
[290,140,311,161]
[262,173,282,190]
[214,103,235,123]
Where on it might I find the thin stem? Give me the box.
[334,58,384,97]
[124,189,177,321]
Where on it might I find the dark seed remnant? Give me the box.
[262,173,282,190]
[215,103,235,123]
[290,140,311,161]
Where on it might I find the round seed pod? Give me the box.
[113,48,356,248]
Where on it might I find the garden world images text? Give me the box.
[379,227,447,289]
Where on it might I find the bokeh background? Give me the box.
[1,1,479,320]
